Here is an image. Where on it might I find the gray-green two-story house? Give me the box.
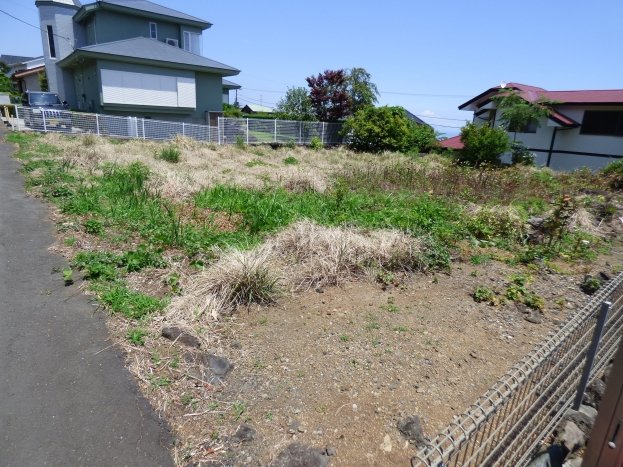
[36,0,240,124]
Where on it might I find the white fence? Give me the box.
[7,107,344,145]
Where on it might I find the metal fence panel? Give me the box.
[411,273,623,467]
[12,107,337,146]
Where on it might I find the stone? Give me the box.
[161,327,201,348]
[526,445,564,467]
[516,303,532,314]
[524,312,543,324]
[315,287,324,294]
[583,379,606,410]
[269,443,329,467]
[198,354,233,384]
[380,435,392,452]
[563,457,583,467]
[578,405,598,425]
[231,424,256,443]
[558,421,587,453]
[397,416,426,449]
[527,217,547,228]
[326,446,337,456]
[564,408,595,436]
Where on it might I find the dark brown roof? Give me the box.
[439,135,464,149]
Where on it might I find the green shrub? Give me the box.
[236,134,246,149]
[285,140,297,149]
[223,103,243,118]
[510,142,536,166]
[84,218,103,234]
[341,105,437,153]
[474,286,496,304]
[309,137,323,150]
[283,156,299,165]
[159,146,180,163]
[456,122,510,167]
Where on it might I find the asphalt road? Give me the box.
[0,127,175,466]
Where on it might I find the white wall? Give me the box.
[485,103,623,171]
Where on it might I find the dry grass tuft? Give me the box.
[269,220,422,288]
[570,207,601,235]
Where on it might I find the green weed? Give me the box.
[126,327,148,346]
[474,286,496,305]
[159,146,180,163]
[283,156,299,165]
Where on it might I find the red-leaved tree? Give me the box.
[305,69,351,122]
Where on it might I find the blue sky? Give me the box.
[2,0,622,136]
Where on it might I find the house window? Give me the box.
[183,31,202,55]
[166,38,179,47]
[149,22,157,39]
[47,25,56,58]
[505,118,538,133]
[581,111,623,137]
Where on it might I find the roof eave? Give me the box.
[57,50,239,76]
[36,0,80,11]
[74,2,211,29]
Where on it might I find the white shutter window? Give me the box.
[183,31,202,55]
[100,69,196,109]
[177,77,196,108]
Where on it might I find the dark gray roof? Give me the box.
[405,110,431,127]
[222,79,241,89]
[63,37,239,74]
[0,55,37,65]
[97,0,209,25]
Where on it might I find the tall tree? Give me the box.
[491,89,560,141]
[0,61,16,95]
[275,86,317,121]
[306,69,351,122]
[345,67,379,114]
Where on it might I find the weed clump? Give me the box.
[159,145,181,163]
[309,137,323,150]
[283,156,299,165]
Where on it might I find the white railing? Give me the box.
[9,107,344,145]
[219,117,344,145]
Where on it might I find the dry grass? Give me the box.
[42,133,407,199]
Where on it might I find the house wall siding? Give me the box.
[488,105,623,171]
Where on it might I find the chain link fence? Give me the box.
[411,273,623,467]
[8,107,344,145]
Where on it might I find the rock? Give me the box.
[230,340,242,349]
[583,379,606,410]
[563,458,583,467]
[389,380,399,390]
[527,217,547,228]
[161,327,201,348]
[579,405,598,425]
[380,435,392,452]
[397,416,426,449]
[197,354,234,384]
[602,362,613,383]
[470,351,478,359]
[599,271,611,282]
[558,421,587,453]
[269,443,328,467]
[564,408,596,436]
[231,424,256,443]
[526,445,564,467]
[315,287,324,294]
[523,312,543,324]
[516,303,532,314]
[326,446,337,457]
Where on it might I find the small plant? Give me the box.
[470,270,478,277]
[470,254,491,265]
[164,273,180,294]
[474,286,496,305]
[254,360,266,369]
[309,136,323,150]
[82,133,96,147]
[555,298,566,309]
[285,140,296,149]
[151,350,161,364]
[315,404,327,414]
[245,159,268,168]
[64,236,76,246]
[126,327,147,346]
[265,412,273,420]
[84,218,103,235]
[236,134,246,149]
[147,374,171,392]
[232,401,246,421]
[431,276,439,284]
[159,145,181,163]
[259,316,268,325]
[523,293,545,311]
[62,267,73,285]
[283,156,299,165]
[340,334,350,342]
[181,393,197,411]
[581,277,602,295]
[394,326,408,332]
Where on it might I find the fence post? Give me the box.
[42,109,47,133]
[182,122,186,137]
[218,117,221,145]
[15,106,20,131]
[274,119,277,142]
[321,122,325,144]
[95,114,100,136]
[573,301,612,410]
[299,121,302,144]
[141,118,145,140]
[246,118,249,144]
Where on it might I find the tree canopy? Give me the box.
[0,61,16,96]
[345,68,379,114]
[342,105,438,154]
[457,122,510,167]
[274,86,317,121]
[491,89,559,139]
[306,69,351,122]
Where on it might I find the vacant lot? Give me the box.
[6,131,623,466]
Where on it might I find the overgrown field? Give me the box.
[6,131,623,465]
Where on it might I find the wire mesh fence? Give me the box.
[218,117,344,145]
[9,107,344,146]
[411,273,623,467]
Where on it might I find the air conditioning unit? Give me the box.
[166,38,178,47]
